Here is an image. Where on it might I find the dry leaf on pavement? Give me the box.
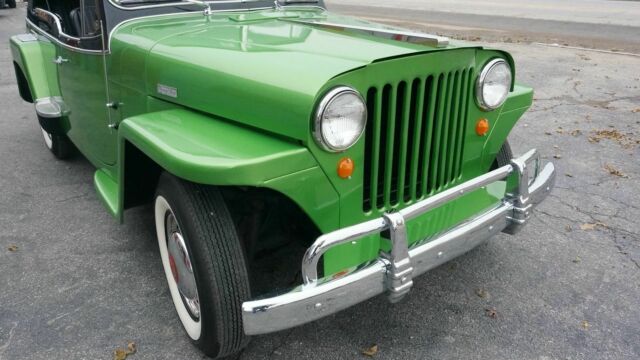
[485,308,498,319]
[362,344,379,357]
[604,164,629,178]
[581,320,590,329]
[588,129,639,148]
[7,245,18,252]
[113,342,137,360]
[475,288,489,299]
[580,222,607,231]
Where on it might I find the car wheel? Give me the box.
[492,140,513,170]
[154,172,251,359]
[7,0,16,8]
[41,127,73,159]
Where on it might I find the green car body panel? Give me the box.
[11,6,532,277]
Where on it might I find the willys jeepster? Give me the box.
[10,0,556,358]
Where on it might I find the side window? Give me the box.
[29,0,104,51]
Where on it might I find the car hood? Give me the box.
[110,9,478,141]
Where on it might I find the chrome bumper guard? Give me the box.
[242,149,555,335]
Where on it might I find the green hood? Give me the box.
[110,9,475,140]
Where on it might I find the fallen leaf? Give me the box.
[632,108,640,113]
[581,320,590,329]
[580,222,607,231]
[553,154,562,159]
[485,308,498,319]
[588,129,639,148]
[113,349,128,360]
[127,342,137,355]
[475,288,489,299]
[572,257,581,263]
[570,129,582,136]
[7,245,18,252]
[565,173,573,178]
[544,131,553,136]
[565,225,573,232]
[604,164,629,178]
[362,344,379,357]
[113,342,137,360]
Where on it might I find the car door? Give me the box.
[52,0,117,165]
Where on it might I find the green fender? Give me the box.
[481,84,534,169]
[95,108,339,232]
[10,35,61,101]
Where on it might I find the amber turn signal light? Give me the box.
[476,118,490,136]
[337,157,354,179]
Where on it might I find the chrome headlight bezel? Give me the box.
[313,86,367,152]
[476,58,513,111]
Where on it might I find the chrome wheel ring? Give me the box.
[165,212,201,320]
[155,196,202,340]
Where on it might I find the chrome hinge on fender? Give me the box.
[382,212,414,303]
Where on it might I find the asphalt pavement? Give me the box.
[1,2,640,360]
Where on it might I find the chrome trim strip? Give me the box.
[26,18,105,55]
[242,149,556,335]
[108,0,268,11]
[287,19,449,48]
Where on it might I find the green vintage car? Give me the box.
[11,0,555,357]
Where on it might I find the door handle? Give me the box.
[52,56,68,65]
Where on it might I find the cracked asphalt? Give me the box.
[1,3,639,360]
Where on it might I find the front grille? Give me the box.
[363,68,474,212]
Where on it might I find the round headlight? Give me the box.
[314,87,367,152]
[476,59,512,111]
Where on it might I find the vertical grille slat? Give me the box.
[408,78,427,201]
[445,71,463,184]
[419,76,438,197]
[437,72,456,191]
[454,69,473,179]
[362,66,473,213]
[396,81,413,204]
[382,84,398,209]
[428,73,448,194]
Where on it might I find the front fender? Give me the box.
[10,34,60,102]
[115,109,339,231]
[481,84,534,170]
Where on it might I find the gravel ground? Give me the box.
[1,4,639,360]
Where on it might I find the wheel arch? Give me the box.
[13,61,34,103]
[113,109,340,234]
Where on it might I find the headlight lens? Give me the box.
[314,87,367,152]
[476,59,512,110]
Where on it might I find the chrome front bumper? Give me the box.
[242,149,555,335]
